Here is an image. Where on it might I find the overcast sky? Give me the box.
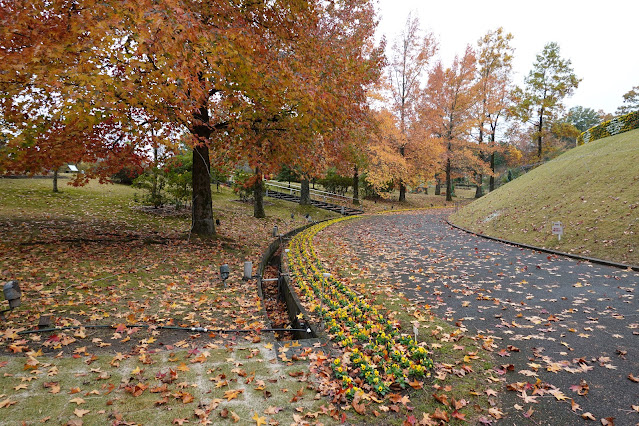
[375,0,639,114]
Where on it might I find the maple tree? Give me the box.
[0,0,383,233]
[511,42,580,158]
[386,13,437,201]
[419,46,485,202]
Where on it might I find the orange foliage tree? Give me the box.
[474,28,515,194]
[419,46,488,202]
[0,0,383,233]
[386,13,438,201]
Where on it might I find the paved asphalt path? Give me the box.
[338,210,639,425]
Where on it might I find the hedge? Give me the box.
[577,110,639,145]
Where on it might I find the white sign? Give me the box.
[552,221,564,240]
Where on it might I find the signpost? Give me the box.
[552,221,564,241]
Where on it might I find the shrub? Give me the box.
[577,111,639,145]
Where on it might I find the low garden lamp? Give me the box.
[220,264,230,286]
[2,280,21,318]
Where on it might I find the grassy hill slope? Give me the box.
[450,128,639,266]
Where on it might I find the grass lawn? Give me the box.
[450,129,639,266]
[0,176,483,424]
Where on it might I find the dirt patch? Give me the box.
[130,205,191,217]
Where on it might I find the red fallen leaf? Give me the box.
[390,405,400,413]
[628,374,639,383]
[172,418,188,425]
[288,371,304,378]
[402,414,417,425]
[601,417,615,426]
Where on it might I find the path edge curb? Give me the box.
[447,219,639,272]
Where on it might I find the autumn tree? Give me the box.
[387,13,437,201]
[365,108,442,198]
[419,46,484,202]
[0,1,382,233]
[616,85,639,115]
[474,28,515,194]
[512,42,580,159]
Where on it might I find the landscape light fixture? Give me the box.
[1,280,21,319]
[272,226,278,237]
[243,261,253,281]
[220,264,230,286]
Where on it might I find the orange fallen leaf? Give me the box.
[0,398,17,409]
[252,412,266,426]
[74,408,90,418]
[223,389,244,401]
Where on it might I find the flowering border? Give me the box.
[577,110,639,145]
[286,217,433,399]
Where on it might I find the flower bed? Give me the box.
[577,110,639,145]
[287,217,433,399]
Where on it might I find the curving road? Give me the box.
[336,210,639,425]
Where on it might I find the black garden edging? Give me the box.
[447,219,639,272]
[257,222,324,340]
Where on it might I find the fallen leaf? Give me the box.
[74,408,90,418]
[252,412,266,426]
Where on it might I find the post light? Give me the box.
[272,225,278,237]
[2,281,21,318]
[220,264,230,286]
[243,261,253,281]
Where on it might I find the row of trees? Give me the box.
[2,4,637,230]
[0,0,383,235]
[365,15,586,202]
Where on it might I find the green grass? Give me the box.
[450,129,639,266]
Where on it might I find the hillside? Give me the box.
[450,128,639,266]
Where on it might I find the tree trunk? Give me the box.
[475,173,483,198]
[398,145,406,202]
[300,179,311,205]
[52,169,59,193]
[489,151,496,191]
[445,158,452,202]
[537,112,544,158]
[190,104,215,236]
[352,166,360,205]
[398,183,406,202]
[435,180,441,195]
[191,144,215,235]
[253,168,265,218]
